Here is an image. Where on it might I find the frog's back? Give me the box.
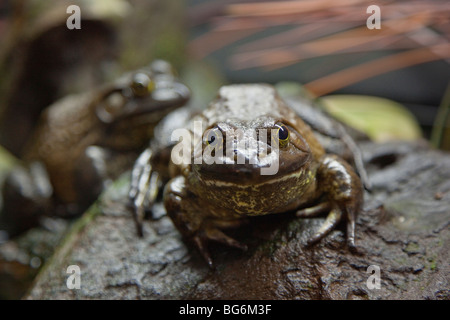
[23,91,99,162]
[22,91,102,203]
[202,84,284,126]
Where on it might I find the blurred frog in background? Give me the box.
[0,60,190,237]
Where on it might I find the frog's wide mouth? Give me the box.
[191,120,313,184]
[97,80,190,126]
[192,146,311,185]
[118,81,190,121]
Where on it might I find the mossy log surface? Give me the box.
[26,141,449,299]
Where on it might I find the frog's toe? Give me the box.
[193,235,215,269]
[306,206,342,246]
[192,224,248,269]
[346,210,357,249]
[131,205,145,237]
[296,202,330,217]
[204,227,248,251]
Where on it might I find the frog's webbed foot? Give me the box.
[297,154,362,248]
[193,221,248,269]
[297,202,347,246]
[128,148,160,237]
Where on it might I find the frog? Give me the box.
[129,84,366,268]
[0,60,190,237]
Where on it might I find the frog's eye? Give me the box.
[275,123,289,148]
[204,128,223,147]
[130,73,155,97]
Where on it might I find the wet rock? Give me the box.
[27,140,449,299]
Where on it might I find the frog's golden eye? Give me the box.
[204,128,223,147]
[130,73,155,97]
[275,123,289,148]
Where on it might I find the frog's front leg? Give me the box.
[297,154,363,248]
[128,148,161,237]
[164,176,247,268]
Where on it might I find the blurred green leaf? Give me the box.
[0,145,16,174]
[319,95,423,142]
[430,85,450,150]
[180,60,227,111]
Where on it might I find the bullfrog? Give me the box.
[0,60,190,236]
[130,84,366,268]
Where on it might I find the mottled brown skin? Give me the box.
[1,60,190,235]
[132,84,363,268]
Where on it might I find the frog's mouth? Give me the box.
[193,141,311,185]
[192,120,312,184]
[97,80,190,150]
[96,79,190,126]
[113,80,190,125]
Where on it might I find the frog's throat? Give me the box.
[200,164,313,189]
[195,165,316,216]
